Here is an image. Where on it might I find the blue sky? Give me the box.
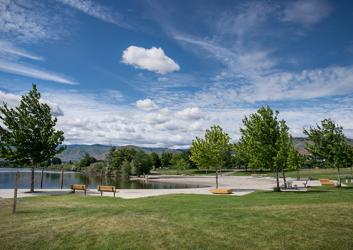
[0,0,353,147]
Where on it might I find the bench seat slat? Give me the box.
[210,188,233,194]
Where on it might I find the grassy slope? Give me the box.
[1,187,353,250]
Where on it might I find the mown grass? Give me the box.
[231,167,353,180]
[1,187,353,250]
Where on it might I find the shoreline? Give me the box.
[0,176,321,199]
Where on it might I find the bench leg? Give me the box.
[114,191,116,197]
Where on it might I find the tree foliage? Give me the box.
[287,146,306,180]
[106,146,153,176]
[161,151,173,168]
[0,84,65,192]
[78,153,96,169]
[304,118,351,186]
[190,125,231,188]
[235,106,294,191]
[171,152,190,174]
[235,106,280,171]
[150,152,161,168]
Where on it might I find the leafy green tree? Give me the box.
[107,146,137,170]
[274,121,292,188]
[133,151,153,176]
[346,145,353,177]
[304,118,350,186]
[150,152,161,169]
[171,153,190,174]
[78,153,96,169]
[121,159,131,177]
[161,151,173,168]
[236,106,282,190]
[50,157,62,165]
[0,84,65,192]
[287,147,306,180]
[190,125,231,188]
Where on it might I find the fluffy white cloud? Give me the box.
[122,46,180,74]
[176,107,203,120]
[136,98,158,110]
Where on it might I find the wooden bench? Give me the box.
[320,179,335,186]
[97,185,117,197]
[210,188,233,194]
[70,184,87,196]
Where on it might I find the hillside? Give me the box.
[57,144,184,162]
[58,138,353,162]
[293,137,353,155]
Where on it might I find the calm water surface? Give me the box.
[0,168,202,189]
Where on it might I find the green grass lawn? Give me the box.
[1,187,353,249]
[231,167,353,181]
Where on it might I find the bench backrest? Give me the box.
[320,179,334,185]
[71,184,86,190]
[97,185,116,192]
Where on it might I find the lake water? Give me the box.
[0,168,202,189]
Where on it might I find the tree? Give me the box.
[78,153,96,169]
[190,125,231,188]
[161,151,173,168]
[50,157,62,165]
[121,159,131,178]
[150,152,161,169]
[106,146,137,171]
[236,106,282,190]
[287,147,306,180]
[274,121,292,188]
[304,118,350,187]
[0,84,65,192]
[133,151,153,176]
[171,153,190,174]
[345,145,353,177]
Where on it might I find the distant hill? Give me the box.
[293,137,353,155]
[58,138,353,162]
[57,144,184,162]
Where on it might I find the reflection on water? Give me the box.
[0,168,202,189]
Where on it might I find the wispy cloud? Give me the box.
[57,0,132,29]
[0,0,66,42]
[281,0,332,25]
[0,40,44,61]
[0,59,76,85]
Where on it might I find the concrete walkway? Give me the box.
[0,176,322,199]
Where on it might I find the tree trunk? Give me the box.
[282,168,287,189]
[275,168,280,191]
[215,167,219,189]
[351,166,353,178]
[337,166,342,187]
[30,166,35,193]
[297,168,300,181]
[40,168,44,189]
